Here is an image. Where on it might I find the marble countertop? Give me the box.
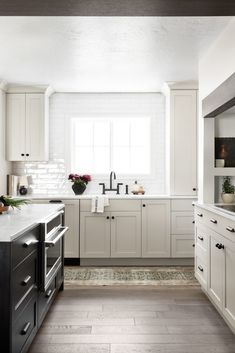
[0,203,64,242]
[18,194,197,200]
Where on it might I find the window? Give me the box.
[71,117,151,175]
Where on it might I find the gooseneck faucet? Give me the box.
[99,171,123,195]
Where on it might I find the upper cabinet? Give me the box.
[6,89,51,161]
[163,83,198,196]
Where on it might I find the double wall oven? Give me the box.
[40,209,68,291]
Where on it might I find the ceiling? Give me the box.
[0,17,232,92]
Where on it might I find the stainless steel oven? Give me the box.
[41,209,68,291]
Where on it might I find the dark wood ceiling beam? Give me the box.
[0,0,235,16]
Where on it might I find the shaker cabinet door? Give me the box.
[6,93,26,161]
[64,202,80,258]
[111,212,141,258]
[223,238,235,328]
[142,200,170,257]
[80,212,111,258]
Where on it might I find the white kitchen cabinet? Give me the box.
[164,84,197,196]
[6,93,49,161]
[64,201,80,258]
[171,234,194,258]
[80,212,111,258]
[223,238,235,328]
[208,231,224,310]
[142,200,170,257]
[111,212,141,257]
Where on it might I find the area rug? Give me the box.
[64,266,198,286]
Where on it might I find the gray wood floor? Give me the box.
[29,284,235,353]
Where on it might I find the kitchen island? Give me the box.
[0,203,66,353]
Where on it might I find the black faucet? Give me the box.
[99,171,123,195]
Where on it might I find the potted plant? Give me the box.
[0,195,29,214]
[221,176,235,203]
[68,174,91,195]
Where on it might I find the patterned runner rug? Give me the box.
[64,266,198,286]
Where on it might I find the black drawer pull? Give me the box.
[198,265,203,272]
[193,188,197,191]
[22,275,31,286]
[46,289,53,298]
[192,220,195,224]
[198,236,204,241]
[49,200,62,203]
[192,244,195,248]
[216,243,224,250]
[21,153,25,156]
[26,153,29,157]
[21,322,31,335]
[143,204,146,207]
[197,213,203,217]
[106,216,110,219]
[112,216,115,220]
[226,226,235,233]
[210,218,217,224]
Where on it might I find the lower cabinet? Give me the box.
[63,201,80,258]
[80,212,111,258]
[142,200,170,257]
[80,211,141,258]
[195,205,235,332]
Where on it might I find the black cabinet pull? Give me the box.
[216,243,224,250]
[192,244,195,248]
[106,216,110,219]
[49,200,62,203]
[210,218,217,224]
[193,188,196,191]
[112,216,115,219]
[192,220,195,224]
[46,289,53,298]
[198,236,204,241]
[197,213,203,217]
[226,226,235,233]
[198,265,203,272]
[22,275,31,286]
[26,153,29,157]
[21,153,25,156]
[143,204,146,207]
[21,322,31,335]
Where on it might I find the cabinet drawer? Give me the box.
[171,199,196,211]
[12,295,37,353]
[80,199,141,212]
[12,226,40,268]
[171,212,194,234]
[171,235,194,257]
[12,252,37,321]
[195,255,207,289]
[195,241,207,263]
[195,225,208,252]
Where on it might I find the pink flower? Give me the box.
[68,173,91,184]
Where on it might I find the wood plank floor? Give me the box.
[29,285,235,353]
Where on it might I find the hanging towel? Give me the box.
[91,196,109,213]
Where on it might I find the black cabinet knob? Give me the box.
[21,153,25,156]
[193,188,196,191]
[112,216,115,219]
[106,216,110,219]
[26,153,29,157]
[143,204,146,207]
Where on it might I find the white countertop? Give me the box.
[0,204,64,242]
[196,203,235,221]
[20,194,197,200]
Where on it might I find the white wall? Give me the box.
[198,18,235,203]
[13,93,166,195]
[0,89,11,194]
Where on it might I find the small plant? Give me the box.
[0,195,29,209]
[68,174,91,185]
[222,177,235,194]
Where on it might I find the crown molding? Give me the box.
[0,80,8,91]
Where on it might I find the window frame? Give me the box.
[68,114,157,181]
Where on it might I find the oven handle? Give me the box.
[45,226,68,247]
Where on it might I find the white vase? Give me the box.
[221,193,235,203]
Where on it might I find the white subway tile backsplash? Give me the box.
[13,93,166,195]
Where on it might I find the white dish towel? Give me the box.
[91,196,109,213]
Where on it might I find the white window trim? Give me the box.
[66,113,158,181]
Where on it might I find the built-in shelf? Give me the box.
[213,168,235,176]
